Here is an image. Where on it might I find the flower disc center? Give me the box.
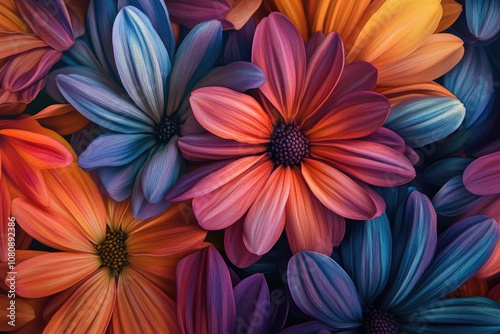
[95,227,128,276]
[362,307,399,334]
[268,122,309,166]
[153,115,180,143]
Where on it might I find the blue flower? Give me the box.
[283,188,500,333]
[55,5,265,219]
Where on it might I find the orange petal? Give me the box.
[244,166,291,255]
[347,0,442,67]
[190,87,273,144]
[268,0,308,39]
[44,269,115,333]
[0,295,35,331]
[193,157,273,230]
[127,255,179,299]
[285,168,345,254]
[1,128,72,169]
[30,103,90,135]
[0,33,46,58]
[301,158,384,220]
[40,163,107,244]
[14,252,100,298]
[436,0,462,33]
[377,33,464,86]
[309,0,370,39]
[378,81,456,106]
[225,0,262,30]
[113,268,180,334]
[0,0,30,33]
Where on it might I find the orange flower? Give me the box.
[260,0,464,105]
[0,117,73,261]
[10,163,207,333]
[0,0,88,114]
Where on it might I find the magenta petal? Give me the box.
[165,0,229,29]
[233,274,270,333]
[225,217,262,268]
[361,127,406,154]
[299,32,344,121]
[463,152,500,196]
[177,245,236,334]
[252,12,306,122]
[179,134,266,161]
[16,0,74,51]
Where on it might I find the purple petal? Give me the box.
[141,137,183,203]
[17,0,74,51]
[287,251,363,329]
[224,18,256,63]
[177,245,236,334]
[113,6,170,122]
[165,0,229,29]
[432,176,487,217]
[234,274,270,334]
[463,151,500,196]
[280,322,333,334]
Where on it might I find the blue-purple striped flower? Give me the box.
[283,188,500,333]
[55,5,265,219]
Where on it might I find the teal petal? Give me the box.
[422,157,474,186]
[385,97,465,148]
[342,214,392,307]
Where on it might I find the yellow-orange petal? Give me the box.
[377,33,464,86]
[15,252,100,298]
[113,268,180,334]
[378,82,456,106]
[268,0,308,39]
[0,294,35,331]
[436,0,462,33]
[30,104,90,135]
[309,0,370,40]
[43,269,115,333]
[347,0,443,67]
[0,0,30,33]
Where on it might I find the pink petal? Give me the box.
[244,166,291,255]
[361,127,406,153]
[301,158,383,220]
[298,32,344,122]
[306,91,390,141]
[285,169,346,254]
[310,140,415,187]
[190,87,273,144]
[193,158,273,230]
[463,152,500,196]
[178,133,266,161]
[224,217,262,268]
[252,12,306,122]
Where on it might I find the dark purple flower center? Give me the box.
[95,227,128,276]
[153,115,180,143]
[362,307,399,334]
[268,122,309,166]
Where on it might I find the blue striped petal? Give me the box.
[432,175,486,217]
[141,137,184,203]
[78,132,155,169]
[384,97,465,148]
[287,251,363,330]
[87,0,119,77]
[400,297,500,334]
[422,157,474,186]
[383,190,437,311]
[443,45,494,129]
[342,214,392,307]
[166,20,223,116]
[465,0,500,42]
[118,0,175,59]
[113,6,171,123]
[57,72,154,132]
[397,215,500,313]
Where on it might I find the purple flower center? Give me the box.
[362,307,399,334]
[268,122,309,166]
[153,115,180,143]
[95,227,128,276]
